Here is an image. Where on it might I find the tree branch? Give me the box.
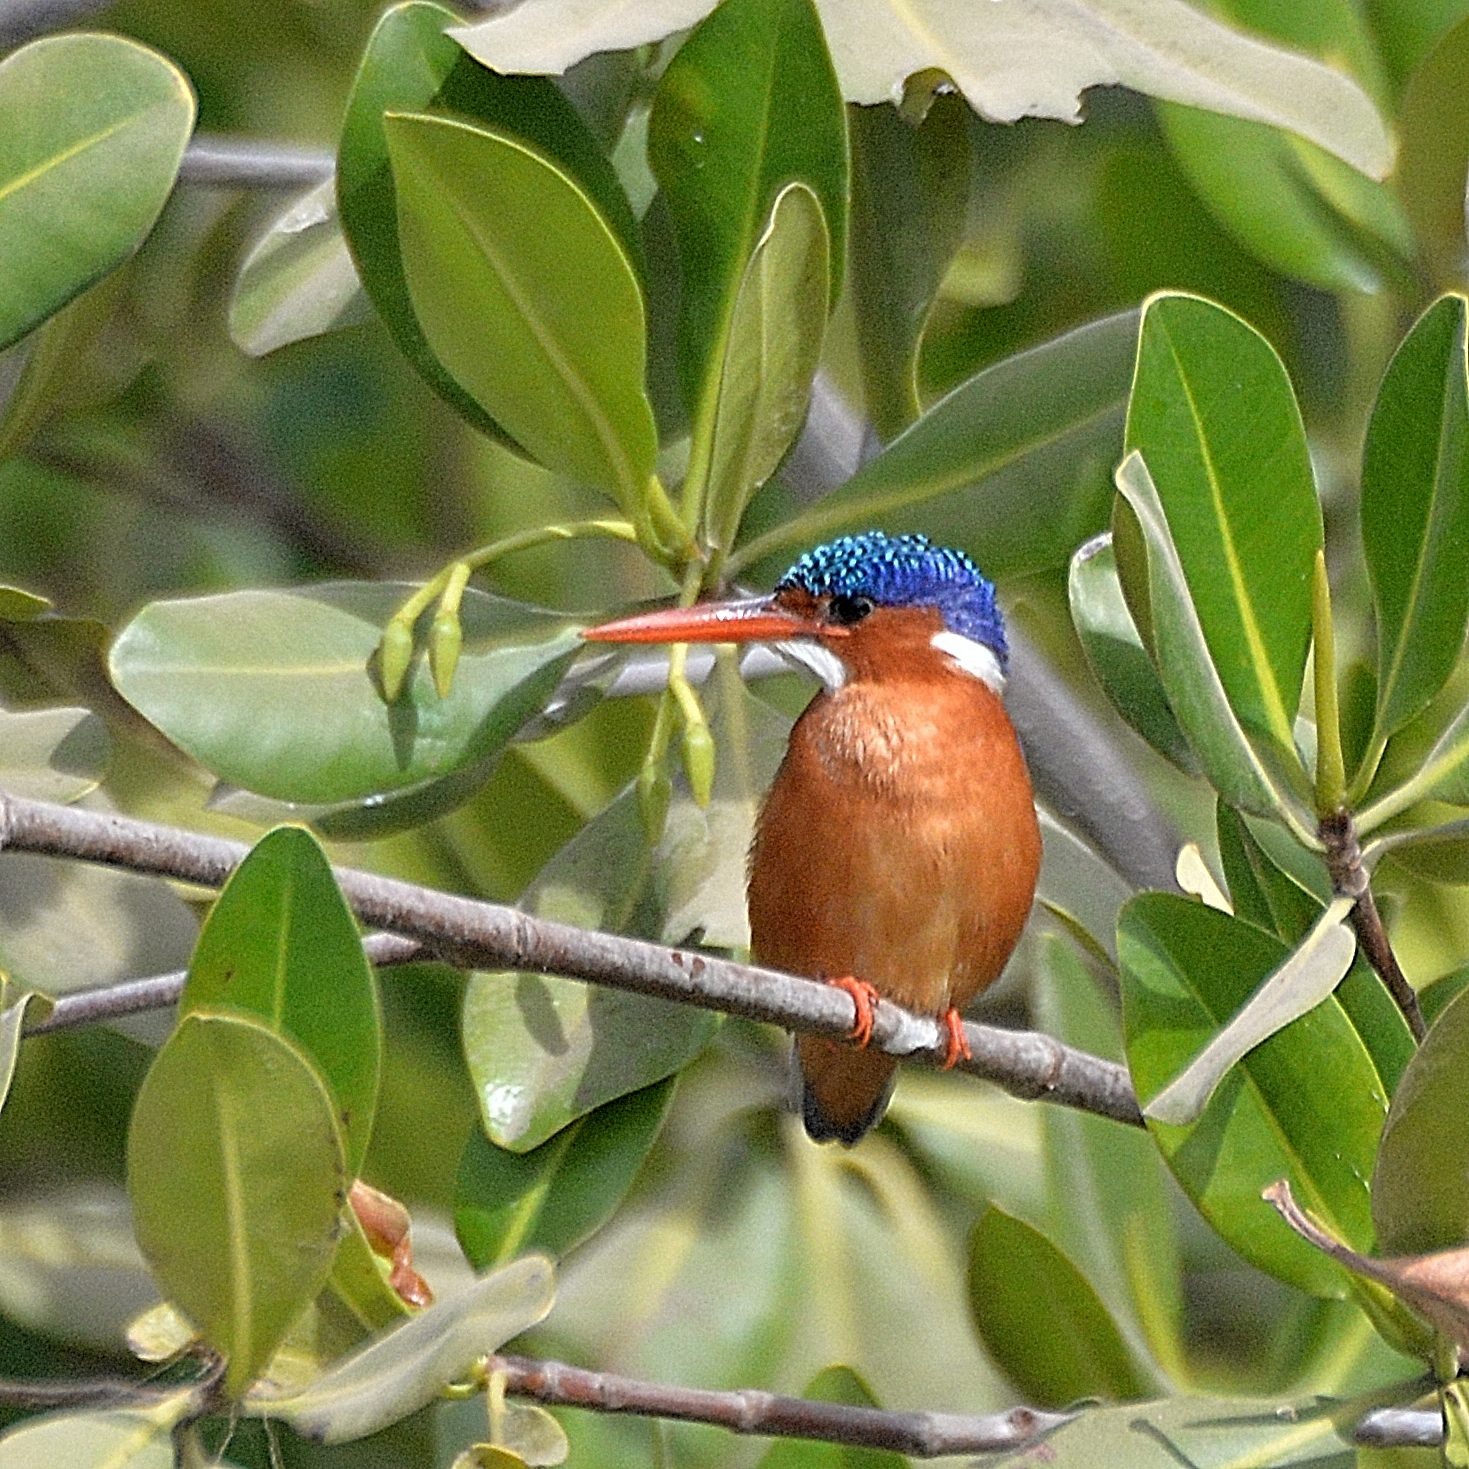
[0,791,1142,1128]
[487,1353,1074,1457]
[178,134,334,190]
[0,0,112,51]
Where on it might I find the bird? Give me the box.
[584,531,1041,1144]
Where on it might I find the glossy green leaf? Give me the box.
[1119,893,1387,1297]
[1158,107,1411,295]
[733,309,1138,582]
[181,826,382,1176]
[1359,661,1469,827]
[0,34,194,351]
[127,1011,347,1396]
[1008,1392,1359,1467]
[464,664,784,1150]
[386,112,656,510]
[1113,453,1315,836]
[1369,0,1469,91]
[250,1255,555,1443]
[323,1207,414,1336]
[1068,532,1194,772]
[109,582,581,806]
[849,93,968,440]
[456,1077,674,1268]
[0,704,108,803]
[1033,937,1181,1380]
[457,0,1393,180]
[1396,15,1469,282]
[1373,983,1469,1255]
[702,183,829,553]
[1361,295,1469,744]
[1142,898,1356,1127]
[230,179,372,357]
[1125,293,1321,760]
[0,275,124,462]
[338,1,639,443]
[0,984,51,1120]
[757,1366,904,1468]
[0,1398,193,1469]
[649,0,846,445]
[969,1206,1152,1405]
[1217,802,1318,941]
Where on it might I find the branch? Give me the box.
[1353,1406,1442,1449]
[0,0,112,51]
[487,1353,1073,1457]
[0,791,1143,1128]
[178,134,334,190]
[25,933,424,1035]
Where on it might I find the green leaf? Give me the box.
[181,826,382,1177]
[1396,15,1469,282]
[0,1398,193,1469]
[702,182,830,553]
[649,0,846,466]
[969,1206,1153,1405]
[1369,0,1469,91]
[1005,1392,1360,1467]
[0,34,194,351]
[0,985,51,1121]
[1124,293,1321,760]
[127,1011,347,1397]
[1361,294,1469,745]
[326,1208,415,1334]
[1035,812,1135,966]
[733,309,1138,582]
[0,704,109,803]
[1216,802,1318,941]
[1068,532,1194,772]
[108,582,581,807]
[1373,983,1469,1255]
[757,1366,905,1468]
[249,1255,555,1443]
[1033,937,1182,1382]
[455,0,1394,180]
[1113,452,1315,836]
[456,1077,674,1268]
[1118,893,1387,1298]
[338,0,639,444]
[849,94,969,441]
[229,179,372,357]
[464,663,784,1149]
[1158,107,1411,294]
[385,111,656,510]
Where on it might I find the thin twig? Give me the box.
[0,791,1143,1128]
[178,134,334,190]
[1353,1406,1442,1448]
[24,933,425,1035]
[487,1353,1074,1457]
[1320,809,1426,1040]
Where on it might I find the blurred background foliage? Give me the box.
[4,0,1469,1464]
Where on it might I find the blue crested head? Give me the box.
[776,532,1007,666]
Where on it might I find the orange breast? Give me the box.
[749,669,1041,1141]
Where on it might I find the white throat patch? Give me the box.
[775,639,848,692]
[931,630,1006,692]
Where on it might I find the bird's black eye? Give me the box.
[827,593,875,626]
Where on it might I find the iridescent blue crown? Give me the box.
[777,532,1007,666]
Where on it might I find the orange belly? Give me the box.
[748,674,1040,1143]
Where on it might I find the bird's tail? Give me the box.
[794,1035,897,1145]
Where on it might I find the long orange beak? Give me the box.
[583,596,838,645]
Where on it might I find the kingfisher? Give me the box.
[584,532,1041,1144]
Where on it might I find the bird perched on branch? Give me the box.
[585,532,1040,1144]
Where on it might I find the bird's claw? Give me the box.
[939,1007,972,1070]
[827,975,881,1048]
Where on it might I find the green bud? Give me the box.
[681,722,715,808]
[637,759,672,844]
[379,620,414,702]
[429,609,463,699]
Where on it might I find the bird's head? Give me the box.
[584,532,1007,691]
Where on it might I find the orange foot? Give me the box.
[939,1007,972,1071]
[827,975,881,1048]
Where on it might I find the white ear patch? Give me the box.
[775,639,848,691]
[931,630,1005,692]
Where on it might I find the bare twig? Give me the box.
[24,933,425,1035]
[178,134,334,190]
[487,1353,1074,1457]
[1320,809,1426,1040]
[0,791,1143,1127]
[1353,1406,1442,1448]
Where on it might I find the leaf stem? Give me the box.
[1312,551,1346,814]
